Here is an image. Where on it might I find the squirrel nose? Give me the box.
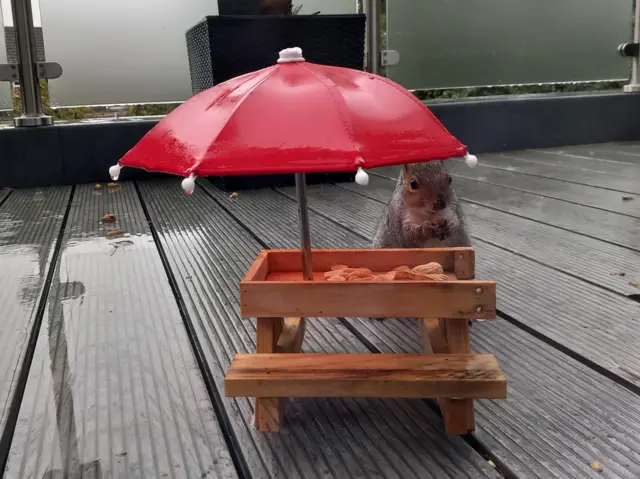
[433,196,446,211]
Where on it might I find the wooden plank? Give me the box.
[241,280,496,319]
[264,248,475,279]
[454,249,474,279]
[226,353,507,399]
[254,317,283,432]
[242,249,270,281]
[440,319,475,435]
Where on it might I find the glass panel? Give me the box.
[39,0,357,107]
[386,0,633,90]
[300,0,357,14]
[0,0,19,111]
[38,0,216,107]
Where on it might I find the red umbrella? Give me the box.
[108,47,478,278]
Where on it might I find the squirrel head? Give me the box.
[400,161,453,214]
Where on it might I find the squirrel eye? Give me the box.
[409,179,419,190]
[448,175,452,185]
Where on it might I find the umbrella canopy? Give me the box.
[109,47,477,193]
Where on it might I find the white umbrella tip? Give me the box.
[182,174,196,195]
[278,47,305,63]
[109,164,121,181]
[355,166,369,186]
[465,153,478,168]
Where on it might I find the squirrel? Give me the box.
[371,161,473,324]
[372,161,471,249]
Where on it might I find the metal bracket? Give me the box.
[618,43,640,57]
[381,50,400,67]
[0,63,19,81]
[0,61,62,82]
[37,61,63,79]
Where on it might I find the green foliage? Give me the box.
[412,81,626,101]
[10,80,180,121]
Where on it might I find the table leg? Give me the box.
[420,317,475,435]
[254,317,283,432]
[440,319,475,434]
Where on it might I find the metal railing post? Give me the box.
[621,2,640,92]
[365,0,381,75]
[10,0,52,126]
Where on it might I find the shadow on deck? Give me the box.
[0,142,639,478]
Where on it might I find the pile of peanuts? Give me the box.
[324,262,449,282]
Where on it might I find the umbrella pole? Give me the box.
[295,173,313,281]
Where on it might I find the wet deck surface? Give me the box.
[0,142,639,478]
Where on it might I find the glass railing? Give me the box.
[39,0,356,108]
[385,0,633,90]
[0,0,634,121]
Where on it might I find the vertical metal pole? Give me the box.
[364,0,381,74]
[295,173,313,281]
[624,2,640,92]
[11,0,53,126]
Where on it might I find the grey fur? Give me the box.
[371,161,472,324]
[372,161,471,249]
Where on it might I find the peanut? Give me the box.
[324,270,345,278]
[392,265,411,272]
[393,270,416,281]
[346,268,373,280]
[377,272,398,281]
[412,262,444,275]
[323,263,450,282]
[419,273,450,281]
[327,275,346,282]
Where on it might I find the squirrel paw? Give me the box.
[422,218,451,241]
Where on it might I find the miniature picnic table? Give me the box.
[109,47,506,435]
[230,247,504,434]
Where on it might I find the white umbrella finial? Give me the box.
[354,157,369,186]
[465,152,478,168]
[182,173,196,195]
[109,164,122,181]
[355,167,369,186]
[278,47,305,63]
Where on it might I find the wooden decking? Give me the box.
[0,142,639,478]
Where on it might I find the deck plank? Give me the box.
[470,152,640,194]
[3,184,237,479]
[339,174,640,296]
[547,143,640,165]
[138,179,499,479]
[497,148,640,175]
[201,180,640,478]
[372,167,640,252]
[446,159,640,217]
[0,187,70,443]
